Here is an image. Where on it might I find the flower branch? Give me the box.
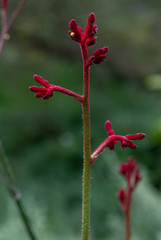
[118,156,142,240]
[91,121,145,163]
[29,12,146,240]
[29,75,84,103]
[0,0,27,56]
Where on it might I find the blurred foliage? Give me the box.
[0,0,161,239]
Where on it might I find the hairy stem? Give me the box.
[0,142,38,240]
[81,43,91,240]
[52,85,84,103]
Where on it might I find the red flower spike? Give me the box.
[118,156,142,238]
[69,13,99,48]
[91,121,145,163]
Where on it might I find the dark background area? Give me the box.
[0,0,161,239]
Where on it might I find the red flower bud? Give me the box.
[105,120,115,136]
[126,133,146,140]
[86,37,96,46]
[34,75,50,88]
[119,163,128,176]
[69,19,78,32]
[102,46,109,54]
[118,189,126,204]
[128,157,137,173]
[88,13,95,24]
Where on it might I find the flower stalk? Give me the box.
[29,12,145,240]
[81,42,91,240]
[118,156,142,240]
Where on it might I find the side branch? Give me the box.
[0,0,27,56]
[7,0,28,30]
[30,74,84,103]
[91,120,145,163]
[52,85,84,103]
[0,142,38,240]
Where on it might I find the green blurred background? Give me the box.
[0,0,161,239]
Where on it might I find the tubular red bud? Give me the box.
[105,120,115,136]
[29,86,47,92]
[102,46,109,54]
[93,54,106,64]
[88,13,95,24]
[85,23,93,35]
[35,92,47,98]
[119,163,128,176]
[86,37,96,46]
[33,75,50,88]
[126,133,146,140]
[69,19,78,32]
[118,189,126,204]
[92,48,103,56]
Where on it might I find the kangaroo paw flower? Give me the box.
[29,75,54,100]
[29,75,84,102]
[91,121,146,163]
[69,12,98,46]
[118,156,142,214]
[86,47,109,67]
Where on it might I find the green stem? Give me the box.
[0,142,38,240]
[81,43,92,240]
[125,181,131,240]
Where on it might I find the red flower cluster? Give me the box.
[105,121,145,150]
[29,75,84,102]
[29,75,54,100]
[69,13,108,66]
[118,156,142,213]
[69,13,97,46]
[86,47,109,67]
[91,121,145,163]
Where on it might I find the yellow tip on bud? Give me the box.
[70,32,75,37]
[4,33,10,40]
